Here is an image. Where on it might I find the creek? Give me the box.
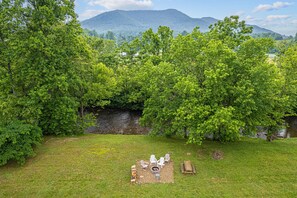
[86,108,297,138]
[285,117,297,138]
[86,108,150,135]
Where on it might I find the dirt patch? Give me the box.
[44,137,79,145]
[197,149,207,158]
[210,177,228,184]
[212,150,224,160]
[135,160,174,184]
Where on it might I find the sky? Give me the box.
[74,0,297,35]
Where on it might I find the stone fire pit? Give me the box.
[151,166,160,174]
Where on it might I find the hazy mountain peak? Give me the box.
[81,9,279,36]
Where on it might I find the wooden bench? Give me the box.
[180,160,196,174]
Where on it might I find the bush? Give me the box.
[0,120,42,166]
[39,97,81,135]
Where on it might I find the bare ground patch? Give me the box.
[212,150,224,160]
[135,160,174,184]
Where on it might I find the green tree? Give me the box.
[0,0,117,165]
[87,36,119,70]
[139,26,173,59]
[0,0,42,165]
[208,15,253,49]
[17,0,86,135]
[0,0,24,96]
[157,26,173,59]
[109,27,174,110]
[105,31,116,40]
[141,28,160,56]
[84,28,99,37]
[278,44,297,113]
[275,39,295,55]
[140,18,286,144]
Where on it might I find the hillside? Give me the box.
[81,9,277,35]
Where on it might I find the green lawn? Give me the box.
[1,134,297,197]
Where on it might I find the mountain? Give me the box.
[81,9,278,36]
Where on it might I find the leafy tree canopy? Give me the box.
[0,0,116,165]
[135,17,288,144]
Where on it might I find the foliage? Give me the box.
[107,26,174,110]
[139,26,173,58]
[252,32,283,40]
[92,16,294,144]
[208,16,253,49]
[1,0,115,134]
[275,36,296,55]
[137,17,287,144]
[0,0,117,165]
[84,28,100,37]
[278,44,297,113]
[0,120,42,166]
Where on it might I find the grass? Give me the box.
[1,134,297,197]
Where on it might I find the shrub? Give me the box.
[0,120,42,166]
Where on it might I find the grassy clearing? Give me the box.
[1,134,297,197]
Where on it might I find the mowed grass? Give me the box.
[1,135,297,197]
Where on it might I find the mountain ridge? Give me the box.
[81,9,278,36]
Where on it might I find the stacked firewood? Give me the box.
[131,165,137,183]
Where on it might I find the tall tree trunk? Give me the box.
[184,127,188,139]
[7,61,15,95]
[80,102,84,118]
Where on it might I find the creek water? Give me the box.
[285,117,297,138]
[86,108,150,135]
[86,108,297,138]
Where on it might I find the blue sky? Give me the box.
[75,0,297,35]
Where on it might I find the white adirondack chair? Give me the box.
[150,155,157,165]
[165,153,170,163]
[140,160,149,169]
[157,157,165,168]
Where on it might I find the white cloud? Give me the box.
[257,15,289,27]
[88,0,153,10]
[266,15,290,21]
[245,15,254,21]
[79,9,106,21]
[254,1,293,12]
[244,15,262,24]
[291,19,297,24]
[234,11,245,17]
[248,16,296,35]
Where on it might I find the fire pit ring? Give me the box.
[151,166,160,174]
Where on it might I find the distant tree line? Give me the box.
[84,29,139,45]
[252,32,284,40]
[84,28,297,46]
